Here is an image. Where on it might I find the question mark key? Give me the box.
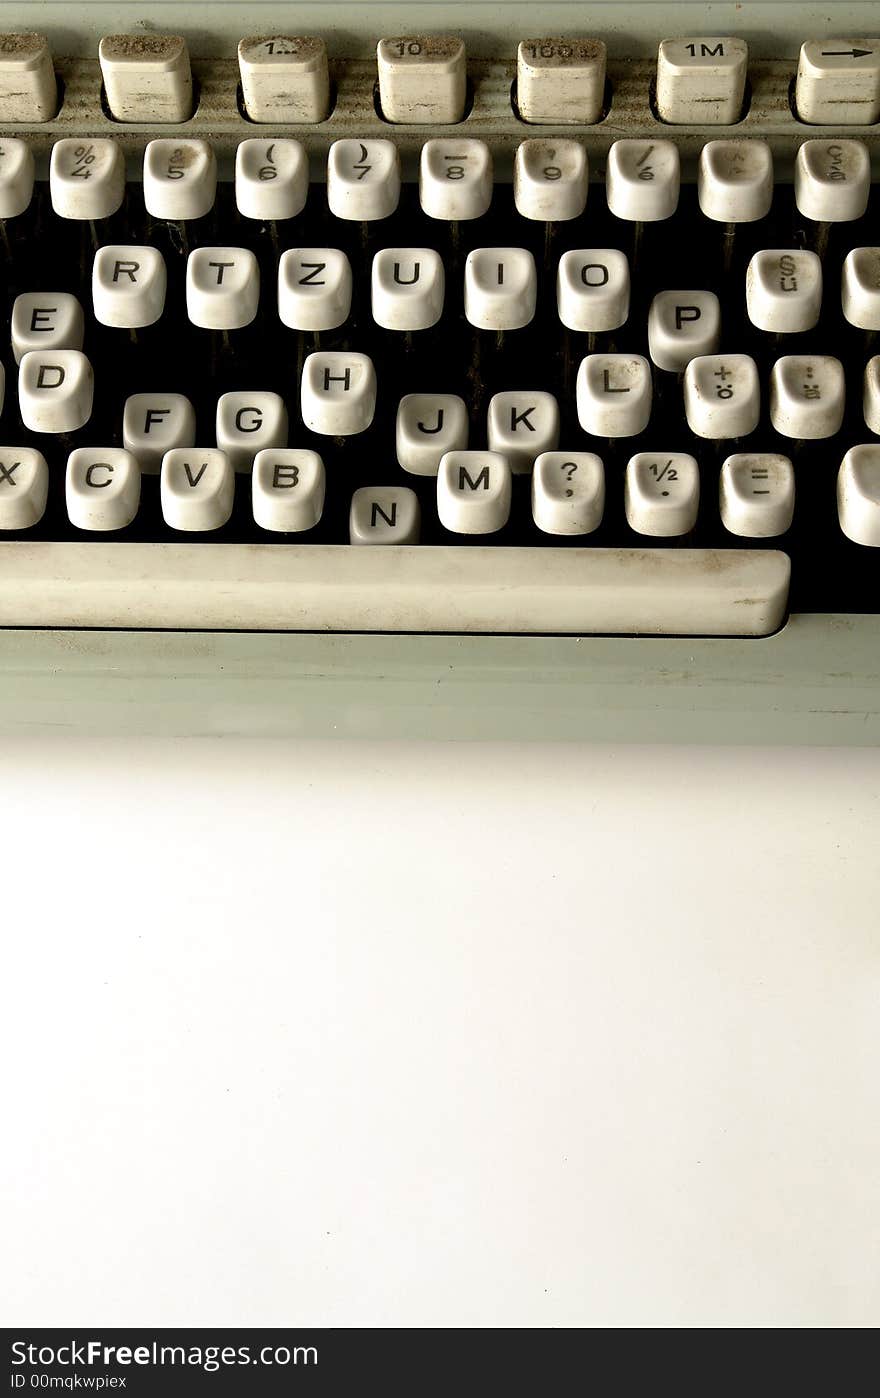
[532,451,605,536]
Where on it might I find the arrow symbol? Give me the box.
[821,47,873,58]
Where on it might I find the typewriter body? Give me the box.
[0,0,878,740]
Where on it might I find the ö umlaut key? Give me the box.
[0,0,879,744]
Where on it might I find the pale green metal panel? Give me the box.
[2,1,877,57]
[1,615,878,742]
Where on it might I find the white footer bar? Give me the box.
[0,543,791,635]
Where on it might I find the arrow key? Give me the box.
[795,40,880,124]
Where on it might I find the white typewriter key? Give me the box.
[301,352,376,436]
[576,355,652,438]
[0,138,35,218]
[557,250,630,333]
[234,139,308,222]
[11,292,83,364]
[487,391,560,474]
[377,36,466,123]
[746,250,822,334]
[123,393,195,475]
[625,453,700,537]
[842,249,880,331]
[99,34,192,123]
[66,448,140,532]
[770,356,845,440]
[237,36,330,124]
[720,453,795,537]
[794,140,870,223]
[371,248,445,331]
[865,357,880,435]
[252,449,325,533]
[0,447,48,530]
[160,449,234,532]
[396,393,468,476]
[0,32,56,122]
[49,138,125,221]
[92,245,167,329]
[419,139,493,221]
[683,355,760,439]
[796,40,880,126]
[516,39,606,125]
[532,451,604,536]
[647,291,721,373]
[606,140,680,222]
[514,140,588,222]
[143,140,217,222]
[19,350,93,433]
[278,249,352,332]
[350,486,421,544]
[656,38,748,125]
[327,140,401,222]
[697,140,774,223]
[838,445,880,545]
[464,248,537,331]
[216,391,288,473]
[437,452,512,534]
[186,247,259,331]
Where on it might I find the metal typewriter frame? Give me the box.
[1,20,880,741]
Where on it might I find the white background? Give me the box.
[2,739,879,1328]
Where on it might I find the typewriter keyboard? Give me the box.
[0,29,878,633]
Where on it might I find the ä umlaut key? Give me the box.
[746,250,822,334]
[301,352,376,435]
[769,355,845,439]
[327,140,400,222]
[557,250,630,336]
[683,355,760,439]
[216,392,288,473]
[576,354,652,437]
[278,249,352,333]
[350,486,421,544]
[647,291,721,373]
[92,245,167,329]
[464,249,537,331]
[19,350,93,433]
[396,393,469,476]
[437,452,512,535]
[66,448,141,531]
[186,247,260,330]
[123,393,196,475]
[49,139,125,222]
[234,138,308,223]
[161,449,235,531]
[252,449,325,533]
[371,248,445,332]
[11,292,84,363]
[513,140,588,223]
[625,453,700,537]
[487,392,560,474]
[720,454,795,537]
[532,452,605,536]
[0,446,48,530]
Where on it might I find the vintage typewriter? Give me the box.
[0,0,878,740]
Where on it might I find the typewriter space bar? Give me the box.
[0,543,790,635]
